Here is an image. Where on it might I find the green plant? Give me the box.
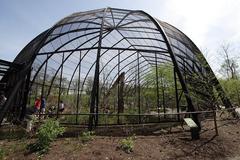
[0,148,5,160]
[119,136,135,153]
[79,131,95,143]
[27,119,65,155]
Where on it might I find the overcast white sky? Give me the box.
[0,0,240,74]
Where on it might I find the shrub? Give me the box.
[119,136,134,153]
[80,131,95,143]
[27,119,65,155]
[0,148,5,160]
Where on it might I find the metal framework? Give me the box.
[0,8,232,131]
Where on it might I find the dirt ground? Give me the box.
[1,116,240,160]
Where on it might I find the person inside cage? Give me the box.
[34,97,41,114]
[40,96,46,116]
[59,100,65,112]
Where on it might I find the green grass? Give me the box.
[119,136,135,153]
[79,131,95,143]
[0,148,5,160]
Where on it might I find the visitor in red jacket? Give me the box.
[34,98,41,113]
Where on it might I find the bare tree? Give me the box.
[218,43,239,79]
[217,43,240,106]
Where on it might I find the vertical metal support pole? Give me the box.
[57,52,64,118]
[137,52,141,123]
[35,77,38,99]
[19,69,31,121]
[183,60,186,82]
[76,51,81,124]
[27,71,32,106]
[155,53,160,122]
[95,73,99,127]
[134,68,137,115]
[41,54,48,97]
[213,110,218,136]
[89,8,107,130]
[161,73,166,118]
[174,67,180,121]
[89,51,100,130]
[117,50,120,124]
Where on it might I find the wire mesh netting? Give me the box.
[0,8,233,128]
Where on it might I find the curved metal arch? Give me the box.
[99,54,147,92]
[100,53,178,96]
[53,18,102,30]
[124,67,152,95]
[172,56,197,75]
[118,18,151,28]
[138,55,172,63]
[94,50,138,97]
[41,13,107,54]
[39,17,105,57]
[126,78,155,97]
[66,37,125,94]
[117,27,163,35]
[115,29,157,66]
[102,57,149,94]
[123,54,194,86]
[119,62,150,85]
[40,15,103,53]
[46,30,112,97]
[99,46,132,73]
[116,29,168,53]
[31,33,99,88]
[115,9,143,27]
[77,49,129,101]
[126,62,173,85]
[125,80,157,105]
[125,66,175,103]
[131,44,168,51]
[124,62,175,95]
[56,8,105,24]
[160,21,200,54]
[126,61,190,94]
[40,35,110,100]
[124,37,166,43]
[43,27,102,49]
[123,58,172,83]
[42,29,102,54]
[46,52,75,97]
[176,55,200,75]
[170,43,203,75]
[76,44,135,99]
[159,22,209,77]
[118,26,159,32]
[30,30,109,90]
[99,50,137,80]
[138,10,200,127]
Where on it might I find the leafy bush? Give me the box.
[119,136,135,153]
[27,119,65,154]
[80,131,95,143]
[0,148,5,160]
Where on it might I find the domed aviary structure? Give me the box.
[0,8,232,131]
